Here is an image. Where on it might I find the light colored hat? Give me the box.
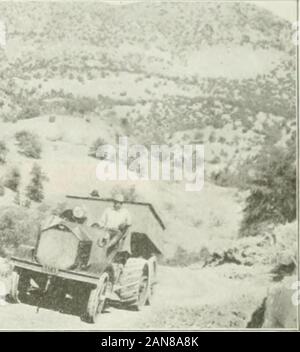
[114,194,124,203]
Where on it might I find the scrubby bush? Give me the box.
[210,167,239,187]
[17,103,40,120]
[15,130,42,159]
[89,137,107,158]
[26,164,48,203]
[164,246,210,267]
[63,97,97,115]
[0,141,8,164]
[193,219,203,228]
[48,115,56,123]
[3,112,18,123]
[3,167,21,192]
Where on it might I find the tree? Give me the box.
[0,207,40,257]
[26,164,48,202]
[89,137,107,158]
[15,130,42,159]
[4,167,21,192]
[240,140,296,237]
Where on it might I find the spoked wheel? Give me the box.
[10,270,30,303]
[146,256,157,306]
[82,273,109,324]
[134,271,149,310]
[119,258,150,311]
[10,271,20,303]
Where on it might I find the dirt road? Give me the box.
[0,265,269,330]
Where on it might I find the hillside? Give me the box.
[0,1,297,329]
[0,1,296,182]
[0,0,297,249]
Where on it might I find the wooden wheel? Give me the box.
[146,256,157,306]
[10,271,20,303]
[83,273,109,323]
[134,269,149,310]
[118,258,150,311]
[10,270,30,303]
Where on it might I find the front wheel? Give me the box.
[9,270,30,303]
[133,268,149,311]
[82,273,109,323]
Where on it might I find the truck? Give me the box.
[9,195,165,323]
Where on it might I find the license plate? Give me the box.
[42,265,58,275]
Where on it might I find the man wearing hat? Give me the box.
[97,194,132,247]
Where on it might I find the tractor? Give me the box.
[9,195,164,323]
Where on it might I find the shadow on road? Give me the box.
[10,290,133,320]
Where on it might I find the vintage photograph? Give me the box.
[0,0,298,330]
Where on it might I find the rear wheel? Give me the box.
[146,256,157,305]
[82,273,109,323]
[134,269,149,310]
[118,258,150,311]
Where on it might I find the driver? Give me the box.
[96,194,132,246]
[60,206,87,224]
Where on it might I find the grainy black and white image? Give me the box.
[0,0,298,330]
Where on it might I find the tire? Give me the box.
[10,270,30,303]
[83,273,109,324]
[118,258,150,311]
[146,256,157,305]
[10,271,20,303]
[134,270,149,310]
